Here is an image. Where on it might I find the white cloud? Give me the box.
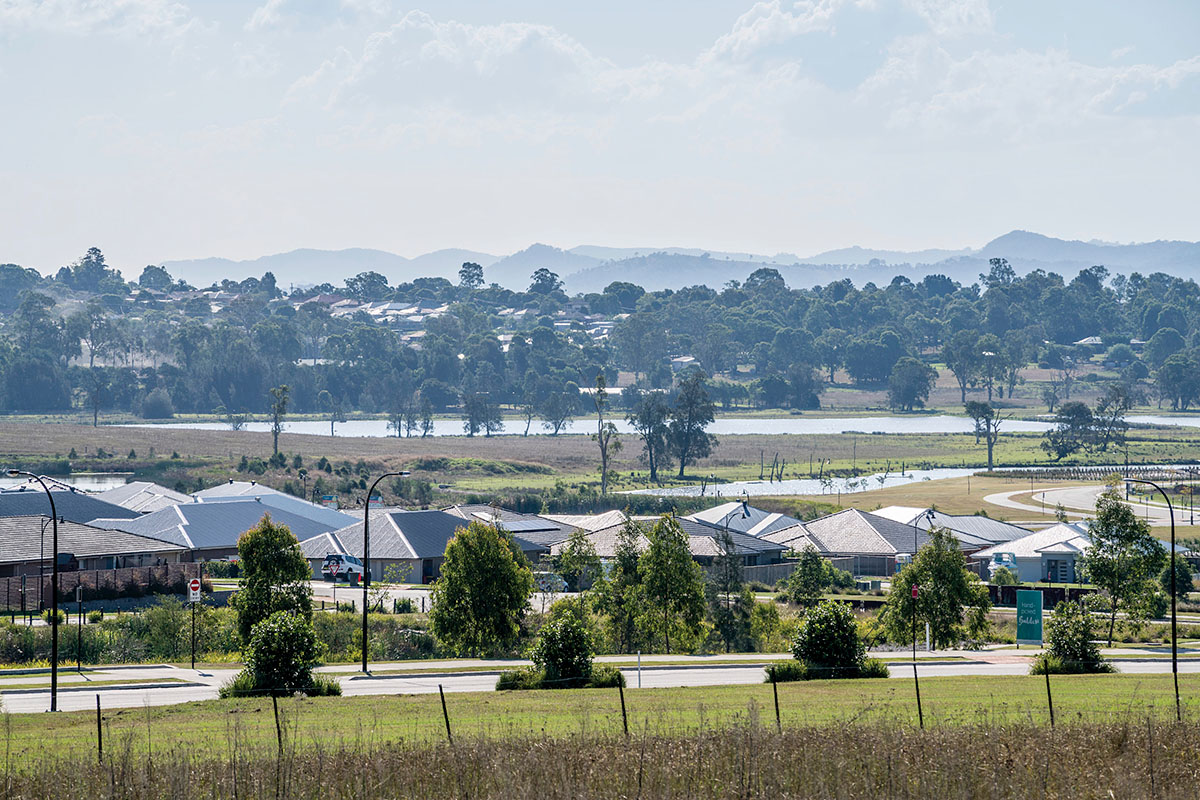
[245,0,286,32]
[706,0,847,61]
[902,0,992,36]
[0,0,198,37]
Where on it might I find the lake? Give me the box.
[118,414,1058,438]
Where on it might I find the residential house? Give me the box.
[96,481,191,514]
[0,486,140,526]
[972,522,1092,583]
[870,506,1030,554]
[683,502,802,538]
[300,509,548,583]
[0,516,185,577]
[89,499,347,561]
[763,508,934,576]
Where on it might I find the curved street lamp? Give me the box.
[7,470,60,711]
[1123,477,1180,722]
[361,470,410,674]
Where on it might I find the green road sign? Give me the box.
[1016,589,1043,646]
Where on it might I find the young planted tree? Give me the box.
[881,527,991,649]
[429,521,534,656]
[705,530,753,653]
[1081,489,1168,646]
[1030,600,1113,675]
[230,513,313,643]
[593,520,645,653]
[554,528,602,593]
[787,545,828,608]
[638,516,706,653]
[592,373,621,494]
[268,384,290,457]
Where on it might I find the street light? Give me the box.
[8,470,60,711]
[361,470,410,674]
[1123,477,1180,722]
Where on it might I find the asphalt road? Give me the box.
[7,655,1200,714]
[984,485,1177,527]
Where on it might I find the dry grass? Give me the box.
[6,709,1200,798]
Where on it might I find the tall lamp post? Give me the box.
[361,470,410,674]
[8,470,59,711]
[1123,477,1180,722]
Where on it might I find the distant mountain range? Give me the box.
[160,231,1200,293]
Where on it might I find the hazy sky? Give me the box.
[2,0,1197,274]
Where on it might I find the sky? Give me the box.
[1,0,1197,275]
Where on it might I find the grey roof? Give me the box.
[192,480,293,500]
[443,504,574,547]
[541,510,629,532]
[197,493,356,529]
[872,506,1030,546]
[89,501,342,551]
[675,519,787,556]
[96,481,191,513]
[764,509,933,557]
[0,516,184,563]
[300,531,349,560]
[684,502,802,538]
[0,488,140,525]
[316,509,547,561]
[554,517,786,560]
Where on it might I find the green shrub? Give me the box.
[528,607,594,687]
[991,567,1019,586]
[86,610,104,624]
[1031,600,1112,675]
[240,611,323,696]
[218,669,257,698]
[586,665,625,688]
[496,667,544,691]
[858,657,890,678]
[791,600,866,679]
[41,610,66,625]
[308,673,343,696]
[393,598,416,614]
[764,661,807,683]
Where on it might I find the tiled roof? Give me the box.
[198,493,356,529]
[766,509,932,557]
[0,488,140,525]
[541,510,629,532]
[442,504,573,547]
[0,516,184,563]
[96,481,191,513]
[319,510,546,561]
[90,502,341,550]
[684,502,801,537]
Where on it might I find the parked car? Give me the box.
[532,571,568,593]
[322,554,365,582]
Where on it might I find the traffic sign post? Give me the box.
[187,577,202,670]
[76,584,83,673]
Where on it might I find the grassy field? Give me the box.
[3,418,1200,498]
[3,672,1197,759]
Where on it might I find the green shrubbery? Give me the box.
[221,610,338,697]
[789,599,888,680]
[1030,600,1114,675]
